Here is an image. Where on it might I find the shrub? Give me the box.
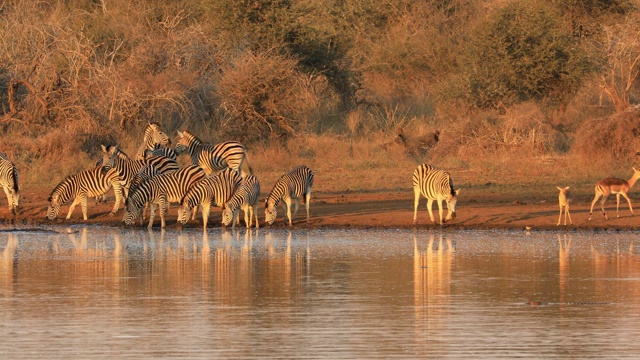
[216,50,316,142]
[572,107,640,161]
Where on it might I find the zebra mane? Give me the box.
[180,130,202,145]
[103,145,130,160]
[11,166,18,193]
[0,151,7,160]
[48,174,77,202]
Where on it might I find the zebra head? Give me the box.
[9,190,19,215]
[146,122,171,148]
[264,199,277,225]
[46,195,61,220]
[174,130,199,155]
[176,205,193,225]
[445,189,460,222]
[101,144,118,168]
[122,199,142,226]
[221,206,236,227]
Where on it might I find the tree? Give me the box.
[463,2,594,109]
[599,15,640,112]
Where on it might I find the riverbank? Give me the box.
[2,187,639,232]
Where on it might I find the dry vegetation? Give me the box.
[1,0,640,204]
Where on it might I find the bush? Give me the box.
[216,50,316,142]
[572,107,640,161]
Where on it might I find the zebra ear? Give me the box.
[101,144,107,152]
[177,130,183,137]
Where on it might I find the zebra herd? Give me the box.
[39,123,315,229]
[0,122,461,228]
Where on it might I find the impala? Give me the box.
[589,168,640,221]
[556,186,572,226]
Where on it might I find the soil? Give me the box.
[2,187,639,232]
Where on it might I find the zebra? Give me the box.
[135,122,171,160]
[178,168,241,230]
[47,166,123,220]
[0,151,20,215]
[174,130,252,177]
[265,165,314,226]
[122,165,205,228]
[222,174,261,229]
[102,145,179,198]
[412,164,459,225]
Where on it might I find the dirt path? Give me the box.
[2,188,639,231]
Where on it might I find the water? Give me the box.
[1,227,639,359]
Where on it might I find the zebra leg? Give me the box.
[80,193,89,221]
[292,199,300,222]
[426,199,436,224]
[305,192,311,222]
[284,198,293,226]
[201,203,211,230]
[436,198,444,225]
[148,203,157,229]
[413,186,421,224]
[110,182,123,216]
[2,186,11,212]
[253,205,260,229]
[66,196,82,220]
[244,206,250,228]
[159,195,168,228]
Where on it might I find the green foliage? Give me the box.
[462,2,596,109]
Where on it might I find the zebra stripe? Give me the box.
[265,165,314,226]
[412,164,458,225]
[145,143,178,160]
[175,130,252,177]
[123,165,205,228]
[47,166,123,220]
[178,168,241,229]
[135,122,171,160]
[102,145,179,197]
[0,152,19,215]
[222,174,261,229]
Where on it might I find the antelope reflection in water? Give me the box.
[558,234,571,304]
[0,233,18,295]
[413,232,454,340]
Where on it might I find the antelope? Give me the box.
[556,186,572,226]
[589,167,640,221]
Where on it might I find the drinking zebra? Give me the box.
[178,168,242,230]
[264,165,314,226]
[135,122,171,160]
[47,166,123,220]
[412,164,459,225]
[174,130,252,177]
[0,151,19,215]
[122,165,205,228]
[222,174,261,229]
